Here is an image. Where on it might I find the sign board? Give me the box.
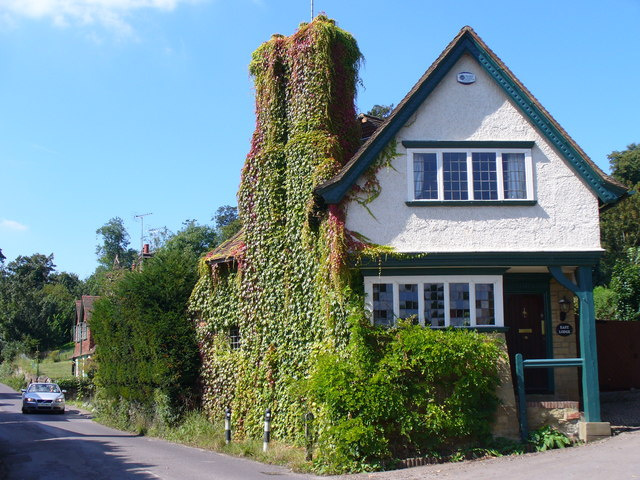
[556,323,573,336]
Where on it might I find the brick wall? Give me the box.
[549,279,580,400]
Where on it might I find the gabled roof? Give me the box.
[316,26,629,208]
[204,230,245,265]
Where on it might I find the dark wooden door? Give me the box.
[505,293,549,393]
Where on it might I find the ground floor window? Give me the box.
[365,275,503,327]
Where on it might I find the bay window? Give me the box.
[365,275,503,328]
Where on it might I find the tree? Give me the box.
[366,104,394,119]
[610,248,640,321]
[95,217,137,269]
[91,247,200,423]
[162,220,217,259]
[599,143,640,283]
[0,253,80,356]
[0,248,5,264]
[609,143,640,186]
[213,205,241,242]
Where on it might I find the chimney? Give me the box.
[143,244,150,254]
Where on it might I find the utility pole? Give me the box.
[134,213,153,253]
[311,0,313,21]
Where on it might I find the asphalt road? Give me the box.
[0,383,318,480]
[3,381,640,480]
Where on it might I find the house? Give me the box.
[72,295,99,378]
[316,26,629,441]
[197,23,629,443]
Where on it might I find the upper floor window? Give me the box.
[408,148,533,202]
[365,275,504,328]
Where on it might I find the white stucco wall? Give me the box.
[344,54,602,253]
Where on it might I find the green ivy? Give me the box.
[189,15,362,441]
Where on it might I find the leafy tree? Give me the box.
[0,253,80,356]
[610,248,640,321]
[91,247,200,423]
[95,217,137,269]
[213,205,241,242]
[599,143,640,283]
[366,104,394,119]
[162,220,217,259]
[609,143,640,185]
[0,248,5,264]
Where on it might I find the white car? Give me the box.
[21,383,66,414]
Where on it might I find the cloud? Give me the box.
[0,0,203,37]
[0,219,28,231]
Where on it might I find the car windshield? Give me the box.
[27,384,61,393]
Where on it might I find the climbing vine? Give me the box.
[189,15,363,440]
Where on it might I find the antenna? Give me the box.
[134,213,153,253]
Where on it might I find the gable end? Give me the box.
[316,27,628,207]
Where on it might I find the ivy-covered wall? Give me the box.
[189,15,362,440]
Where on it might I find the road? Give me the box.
[0,383,318,480]
[2,381,640,480]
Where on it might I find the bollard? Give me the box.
[225,407,232,444]
[303,412,314,461]
[263,408,272,452]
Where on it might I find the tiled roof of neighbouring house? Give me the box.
[204,230,245,264]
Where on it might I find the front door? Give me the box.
[505,293,550,393]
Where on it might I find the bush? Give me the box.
[528,425,571,451]
[0,363,27,391]
[610,248,640,321]
[306,320,503,473]
[91,248,200,425]
[47,350,61,362]
[56,377,95,400]
[594,286,616,321]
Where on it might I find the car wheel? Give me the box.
[22,408,28,414]
[58,409,65,415]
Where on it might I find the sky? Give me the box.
[1,0,639,279]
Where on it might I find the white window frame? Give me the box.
[364,275,504,327]
[407,148,534,202]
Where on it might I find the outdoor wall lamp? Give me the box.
[559,296,571,321]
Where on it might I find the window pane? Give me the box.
[449,283,470,326]
[229,325,241,350]
[424,283,445,326]
[475,284,495,325]
[398,283,419,320]
[413,153,438,199]
[472,152,497,200]
[373,283,394,326]
[502,153,527,199]
[443,152,468,200]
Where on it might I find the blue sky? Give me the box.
[1,0,638,279]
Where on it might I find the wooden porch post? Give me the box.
[548,265,601,422]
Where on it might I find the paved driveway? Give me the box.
[332,429,640,480]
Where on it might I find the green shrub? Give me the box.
[306,320,503,473]
[528,425,571,451]
[91,247,200,425]
[610,248,640,321]
[47,350,61,362]
[594,286,616,321]
[0,363,27,391]
[57,377,95,400]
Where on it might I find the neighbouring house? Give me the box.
[72,295,99,378]
[196,23,629,444]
